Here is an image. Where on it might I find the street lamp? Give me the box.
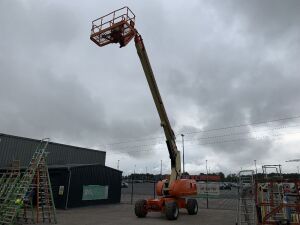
[160,160,162,180]
[117,160,120,170]
[181,134,185,173]
[205,159,208,209]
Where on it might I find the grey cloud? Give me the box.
[218,0,300,39]
[1,0,300,173]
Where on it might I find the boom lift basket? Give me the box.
[90,6,136,47]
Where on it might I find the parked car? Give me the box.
[220,182,231,190]
[121,182,129,188]
[230,182,238,188]
[133,180,143,183]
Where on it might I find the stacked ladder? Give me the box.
[0,138,57,225]
[33,155,57,223]
[236,170,256,225]
[20,155,57,224]
[0,161,21,207]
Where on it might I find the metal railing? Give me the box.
[91,7,135,35]
[121,178,238,210]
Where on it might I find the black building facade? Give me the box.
[0,133,106,168]
[49,164,122,209]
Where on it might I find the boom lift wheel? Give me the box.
[186,198,198,215]
[134,199,148,218]
[165,202,179,220]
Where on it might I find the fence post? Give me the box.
[206,192,209,209]
[131,174,134,205]
[153,179,156,199]
[206,179,209,209]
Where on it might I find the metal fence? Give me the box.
[121,179,238,210]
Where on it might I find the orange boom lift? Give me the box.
[90,7,198,220]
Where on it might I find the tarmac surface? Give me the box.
[53,203,236,225]
[121,183,238,210]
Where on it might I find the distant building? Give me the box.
[182,174,221,182]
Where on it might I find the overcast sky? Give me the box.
[1,0,300,175]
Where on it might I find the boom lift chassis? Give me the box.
[90,7,198,220]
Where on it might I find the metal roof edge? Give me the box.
[48,163,121,173]
[0,132,106,155]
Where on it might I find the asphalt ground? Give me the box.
[52,203,236,225]
[121,183,238,210]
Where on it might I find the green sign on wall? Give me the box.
[82,185,108,200]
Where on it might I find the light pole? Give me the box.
[254,160,257,174]
[160,160,162,180]
[117,160,120,170]
[205,160,208,209]
[131,164,136,205]
[181,134,185,173]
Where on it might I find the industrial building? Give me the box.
[0,133,106,168]
[0,133,122,208]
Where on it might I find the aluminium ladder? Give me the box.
[236,170,256,225]
[19,155,57,224]
[33,155,57,224]
[0,161,21,206]
[0,138,56,225]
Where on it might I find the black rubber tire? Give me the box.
[165,202,179,220]
[186,199,198,215]
[135,199,148,218]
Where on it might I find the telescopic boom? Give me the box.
[90,7,181,188]
[90,7,198,220]
[134,34,181,186]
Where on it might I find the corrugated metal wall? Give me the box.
[67,164,122,208]
[49,168,71,209]
[0,133,106,167]
[49,164,122,209]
